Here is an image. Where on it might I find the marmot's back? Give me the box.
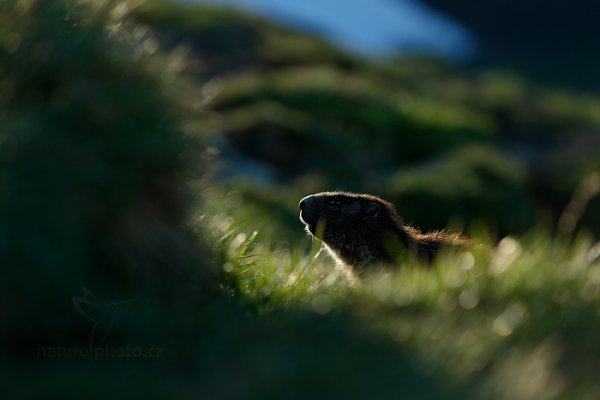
[299,191,469,270]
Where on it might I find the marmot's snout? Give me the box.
[299,194,319,233]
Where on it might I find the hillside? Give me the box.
[140,1,600,240]
[2,1,600,399]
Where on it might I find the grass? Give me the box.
[200,187,600,399]
[137,0,600,238]
[3,1,600,398]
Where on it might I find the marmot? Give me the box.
[299,191,469,271]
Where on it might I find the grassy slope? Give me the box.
[140,1,600,239]
[159,3,600,398]
[206,190,600,399]
[3,1,600,399]
[143,3,600,397]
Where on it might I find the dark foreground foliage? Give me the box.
[0,0,214,357]
[0,1,468,399]
[2,1,600,399]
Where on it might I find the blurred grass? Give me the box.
[3,0,600,399]
[138,0,600,236]
[0,0,215,356]
[205,189,600,399]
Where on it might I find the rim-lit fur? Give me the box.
[299,191,469,271]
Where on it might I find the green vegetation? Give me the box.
[212,206,600,399]
[0,0,213,358]
[140,0,600,237]
[2,0,600,399]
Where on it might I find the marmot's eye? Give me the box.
[329,200,341,206]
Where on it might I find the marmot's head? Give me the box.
[299,192,391,237]
[299,192,407,267]
[300,192,470,269]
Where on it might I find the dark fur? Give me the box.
[299,192,469,270]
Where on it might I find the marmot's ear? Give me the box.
[365,202,381,218]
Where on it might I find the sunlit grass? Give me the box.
[198,188,600,398]
[200,191,357,312]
